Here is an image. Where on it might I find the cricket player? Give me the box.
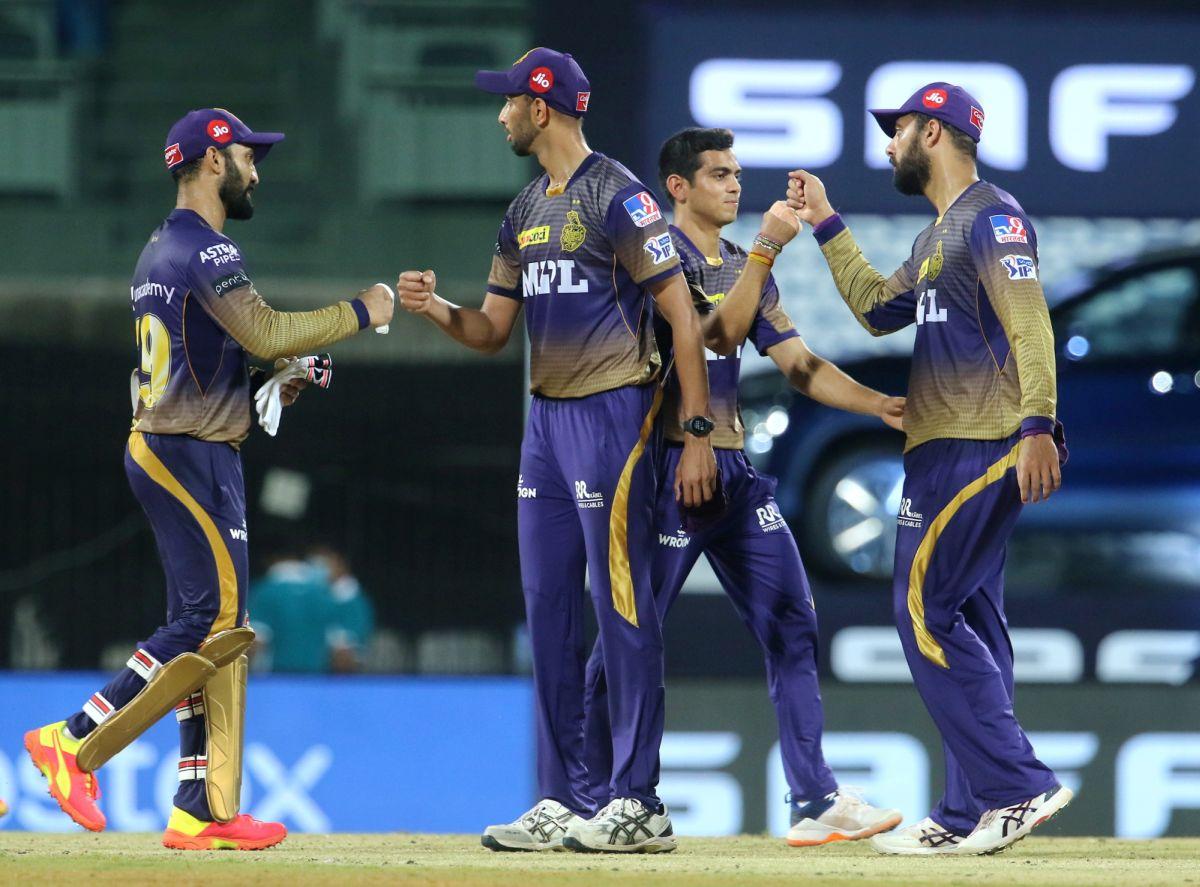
[23,108,393,848]
[788,83,1071,855]
[397,48,717,853]
[582,127,904,847]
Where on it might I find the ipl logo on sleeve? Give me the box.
[989,214,1029,244]
[623,191,663,228]
[1000,254,1037,280]
[643,233,675,265]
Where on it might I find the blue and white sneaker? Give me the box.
[869,816,966,855]
[787,789,902,846]
[481,799,579,851]
[563,798,677,853]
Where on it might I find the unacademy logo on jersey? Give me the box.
[130,281,176,304]
[898,498,924,529]
[198,242,242,266]
[516,474,538,499]
[574,481,606,509]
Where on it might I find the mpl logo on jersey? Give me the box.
[643,233,676,265]
[989,214,1029,244]
[623,191,663,228]
[574,481,606,509]
[522,260,589,297]
[208,119,233,143]
[1000,254,1037,280]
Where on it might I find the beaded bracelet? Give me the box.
[753,234,784,253]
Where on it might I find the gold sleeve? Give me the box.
[819,224,917,336]
[199,285,361,360]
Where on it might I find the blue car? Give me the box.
[741,248,1200,581]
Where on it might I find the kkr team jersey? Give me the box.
[487,152,682,398]
[130,209,364,445]
[660,227,798,450]
[815,181,1056,452]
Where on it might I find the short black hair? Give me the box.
[658,127,735,205]
[170,144,234,184]
[912,113,977,160]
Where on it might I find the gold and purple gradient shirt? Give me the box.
[487,152,682,398]
[130,209,363,445]
[814,180,1057,452]
[660,226,798,450]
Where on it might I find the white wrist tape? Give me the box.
[374,282,396,334]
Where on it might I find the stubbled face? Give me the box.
[499,95,538,156]
[219,144,258,219]
[887,114,932,197]
[681,149,742,226]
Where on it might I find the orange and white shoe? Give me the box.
[787,789,901,847]
[23,720,105,832]
[162,807,288,851]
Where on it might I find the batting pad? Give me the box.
[203,654,248,823]
[76,653,216,772]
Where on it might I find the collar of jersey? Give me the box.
[543,151,601,197]
[669,224,724,266]
[934,179,985,226]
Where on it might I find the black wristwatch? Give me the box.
[681,415,715,437]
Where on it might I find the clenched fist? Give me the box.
[398,269,438,316]
[786,170,836,227]
[759,200,803,248]
[359,282,395,329]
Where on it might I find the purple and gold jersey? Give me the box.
[130,209,361,445]
[816,181,1056,452]
[660,227,798,449]
[486,152,682,398]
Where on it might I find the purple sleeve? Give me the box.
[486,213,522,300]
[604,183,682,288]
[747,273,799,355]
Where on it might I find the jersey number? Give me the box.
[916,288,949,325]
[136,314,171,408]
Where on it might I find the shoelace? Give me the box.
[85,773,100,800]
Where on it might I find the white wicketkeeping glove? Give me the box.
[253,354,332,437]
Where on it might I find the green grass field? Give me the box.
[1,834,1198,886]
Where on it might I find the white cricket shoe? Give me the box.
[481,799,580,851]
[869,816,966,855]
[953,785,1073,856]
[562,798,677,853]
[787,789,903,846]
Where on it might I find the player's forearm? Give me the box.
[215,289,364,360]
[791,354,890,417]
[1002,297,1058,421]
[425,295,507,354]
[703,259,771,356]
[667,309,712,419]
[814,218,899,337]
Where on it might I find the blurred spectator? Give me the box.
[308,545,375,674]
[248,552,338,673]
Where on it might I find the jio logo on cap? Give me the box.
[208,119,233,143]
[529,67,554,93]
[922,88,948,108]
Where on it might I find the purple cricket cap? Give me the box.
[474,47,592,118]
[869,82,985,142]
[163,108,285,172]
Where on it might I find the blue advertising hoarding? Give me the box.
[639,5,1200,216]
